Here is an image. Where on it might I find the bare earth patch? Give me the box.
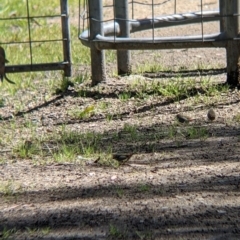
[1,0,240,239]
[1,74,240,239]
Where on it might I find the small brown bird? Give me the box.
[112,153,133,164]
[0,46,15,84]
[176,113,193,123]
[207,108,216,121]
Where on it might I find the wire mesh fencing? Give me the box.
[0,0,71,77]
[79,0,240,86]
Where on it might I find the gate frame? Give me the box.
[3,0,71,77]
[80,0,240,86]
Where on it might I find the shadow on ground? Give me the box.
[1,121,240,239]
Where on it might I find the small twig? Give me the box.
[0,149,12,153]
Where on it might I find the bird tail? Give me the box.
[4,74,15,84]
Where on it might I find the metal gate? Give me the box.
[79,0,240,86]
[0,0,71,77]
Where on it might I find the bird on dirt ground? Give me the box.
[176,113,193,123]
[112,153,133,164]
[0,46,15,84]
[207,108,216,121]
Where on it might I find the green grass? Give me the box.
[73,72,91,84]
[118,91,132,101]
[233,113,240,123]
[135,57,170,74]
[14,140,40,159]
[0,2,235,240]
[0,74,229,165]
[0,180,22,196]
[45,129,104,163]
[129,77,225,101]
[55,77,74,94]
[0,0,229,101]
[115,186,124,198]
[69,105,95,119]
[123,123,138,140]
[185,126,208,140]
[0,98,5,107]
[0,0,116,84]
[138,184,150,192]
[0,0,90,95]
[106,114,113,122]
[0,0,232,168]
[0,226,51,240]
[0,227,17,240]
[109,224,125,239]
[25,226,51,238]
[53,144,77,162]
[0,101,217,165]
[135,230,154,240]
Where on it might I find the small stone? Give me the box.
[207,108,216,121]
[217,209,226,214]
[176,114,192,123]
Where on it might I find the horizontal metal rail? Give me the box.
[91,33,227,50]
[0,0,71,76]
[5,62,69,73]
[80,10,223,50]
[130,10,220,32]
[79,0,240,86]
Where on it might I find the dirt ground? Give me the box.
[1,0,240,239]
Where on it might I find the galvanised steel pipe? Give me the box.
[80,10,221,44]
[88,0,106,85]
[115,0,131,75]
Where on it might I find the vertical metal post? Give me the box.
[219,0,225,33]
[115,0,131,75]
[61,0,71,76]
[220,0,240,85]
[89,0,106,85]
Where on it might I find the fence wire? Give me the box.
[79,0,222,44]
[79,0,240,85]
[0,0,71,76]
